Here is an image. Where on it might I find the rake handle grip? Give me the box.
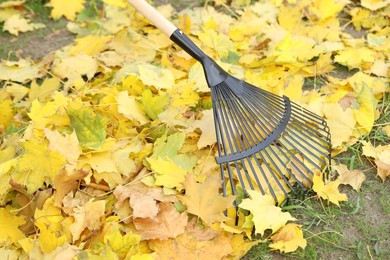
[126,0,177,36]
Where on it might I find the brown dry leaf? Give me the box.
[149,232,233,260]
[185,217,219,241]
[113,183,176,219]
[53,169,89,206]
[179,174,236,226]
[133,202,188,240]
[333,163,366,191]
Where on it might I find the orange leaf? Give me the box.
[133,202,188,240]
[179,174,235,226]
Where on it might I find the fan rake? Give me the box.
[127,0,332,205]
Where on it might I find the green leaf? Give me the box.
[140,89,170,120]
[68,108,106,150]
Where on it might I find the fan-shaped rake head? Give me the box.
[170,31,331,204]
[210,74,331,204]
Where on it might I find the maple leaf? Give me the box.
[3,14,45,35]
[68,108,106,150]
[333,163,366,191]
[140,89,170,120]
[191,109,217,149]
[46,0,85,21]
[334,47,375,69]
[312,172,347,206]
[322,103,356,148]
[103,222,141,258]
[362,141,390,182]
[12,140,66,193]
[29,77,61,102]
[52,53,98,81]
[148,157,188,189]
[0,99,13,132]
[179,174,235,226]
[0,59,40,83]
[138,63,175,90]
[149,232,234,260]
[239,190,296,236]
[70,199,106,242]
[70,35,112,57]
[269,223,307,253]
[113,183,176,220]
[0,207,26,245]
[375,160,390,183]
[117,91,149,124]
[133,202,188,240]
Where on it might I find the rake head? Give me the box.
[209,70,331,204]
[170,30,331,204]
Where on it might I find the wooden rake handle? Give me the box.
[126,0,177,37]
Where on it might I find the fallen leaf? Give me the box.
[179,174,235,226]
[269,223,307,253]
[46,0,85,20]
[333,163,366,191]
[375,160,390,182]
[70,199,106,242]
[68,108,106,150]
[239,190,296,235]
[12,140,66,193]
[3,14,45,35]
[133,202,188,240]
[0,207,26,245]
[312,171,347,206]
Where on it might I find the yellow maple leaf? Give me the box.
[28,98,66,129]
[375,160,390,182]
[309,0,346,21]
[179,174,236,226]
[148,157,188,189]
[0,207,26,245]
[138,63,175,90]
[70,199,106,242]
[29,77,61,102]
[3,14,45,35]
[352,84,377,134]
[269,223,307,253]
[191,109,217,149]
[46,0,85,21]
[239,190,296,236]
[102,0,127,7]
[322,103,356,148]
[117,91,149,124]
[334,47,375,69]
[44,129,81,167]
[35,222,68,253]
[52,53,98,80]
[149,232,234,260]
[12,140,66,193]
[198,29,234,58]
[312,172,347,206]
[333,163,366,191]
[0,59,40,83]
[273,34,320,63]
[104,227,141,258]
[70,35,112,56]
[0,99,13,132]
[361,0,390,11]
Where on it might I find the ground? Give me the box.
[0,0,389,259]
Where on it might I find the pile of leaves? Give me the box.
[0,0,389,258]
